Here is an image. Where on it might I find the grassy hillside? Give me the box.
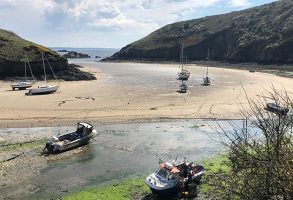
[0,29,61,62]
[0,29,95,81]
[105,0,293,64]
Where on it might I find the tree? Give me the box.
[208,88,293,200]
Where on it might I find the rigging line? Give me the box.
[26,55,35,81]
[44,54,58,81]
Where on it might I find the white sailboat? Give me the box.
[203,48,211,86]
[177,45,190,80]
[26,53,59,95]
[11,56,35,90]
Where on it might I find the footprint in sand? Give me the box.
[75,96,96,101]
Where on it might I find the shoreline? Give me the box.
[1,62,293,129]
[0,116,243,129]
[100,60,293,78]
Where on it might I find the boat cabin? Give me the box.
[157,162,180,180]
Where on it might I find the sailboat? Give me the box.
[11,56,35,90]
[177,45,190,80]
[26,53,59,95]
[203,48,211,86]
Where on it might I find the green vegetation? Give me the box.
[106,0,293,64]
[0,29,96,81]
[198,154,231,194]
[0,139,46,152]
[0,29,58,62]
[64,178,150,200]
[63,154,231,200]
[190,124,205,129]
[200,89,293,200]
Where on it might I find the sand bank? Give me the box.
[0,62,292,128]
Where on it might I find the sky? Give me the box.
[0,0,277,48]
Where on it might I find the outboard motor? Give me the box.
[45,141,54,152]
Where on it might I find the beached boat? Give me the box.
[203,76,211,86]
[177,45,190,80]
[11,58,35,90]
[27,85,59,95]
[11,80,33,90]
[179,80,188,93]
[266,103,290,116]
[26,52,59,95]
[145,160,204,196]
[44,122,96,153]
[202,49,211,86]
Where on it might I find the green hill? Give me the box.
[105,0,293,64]
[0,29,95,80]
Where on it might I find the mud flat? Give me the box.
[0,62,293,128]
[0,120,236,199]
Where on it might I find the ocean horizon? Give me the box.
[50,47,119,62]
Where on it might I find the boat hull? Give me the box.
[26,85,59,95]
[266,103,289,115]
[45,123,95,154]
[178,77,189,81]
[11,82,33,90]
[47,134,93,153]
[144,179,178,196]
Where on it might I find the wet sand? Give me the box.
[0,62,293,128]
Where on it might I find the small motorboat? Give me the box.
[44,122,96,153]
[145,160,205,196]
[266,103,290,116]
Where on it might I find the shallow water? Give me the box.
[30,120,234,198]
[0,120,249,199]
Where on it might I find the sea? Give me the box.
[50,47,119,63]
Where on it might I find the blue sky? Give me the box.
[0,0,277,48]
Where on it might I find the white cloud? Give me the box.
[39,0,221,32]
[0,0,267,47]
[228,0,252,8]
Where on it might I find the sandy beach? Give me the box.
[0,62,293,128]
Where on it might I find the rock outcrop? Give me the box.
[63,51,91,58]
[0,29,96,80]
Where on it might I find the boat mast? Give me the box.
[181,44,184,71]
[41,52,47,86]
[26,55,35,81]
[185,56,188,71]
[206,48,210,77]
[24,61,27,81]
